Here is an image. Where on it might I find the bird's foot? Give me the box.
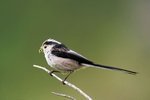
[62,80,66,85]
[49,70,60,76]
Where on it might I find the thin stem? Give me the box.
[51,92,76,100]
[33,64,92,100]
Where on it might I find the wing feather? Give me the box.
[51,50,94,65]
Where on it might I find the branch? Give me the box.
[51,92,76,100]
[33,64,92,100]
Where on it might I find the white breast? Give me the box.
[44,53,80,72]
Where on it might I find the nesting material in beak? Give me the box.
[39,47,43,53]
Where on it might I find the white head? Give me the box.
[39,39,61,53]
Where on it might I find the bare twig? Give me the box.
[51,92,76,100]
[33,64,92,100]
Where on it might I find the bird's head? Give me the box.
[39,39,61,53]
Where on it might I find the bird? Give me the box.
[39,38,137,84]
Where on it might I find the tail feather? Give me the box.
[83,63,137,75]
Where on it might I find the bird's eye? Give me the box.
[44,45,47,49]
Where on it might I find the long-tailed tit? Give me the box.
[39,39,137,84]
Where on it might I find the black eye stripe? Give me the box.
[43,41,58,45]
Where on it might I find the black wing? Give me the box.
[51,50,94,65]
[51,44,137,75]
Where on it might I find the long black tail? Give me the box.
[86,63,137,75]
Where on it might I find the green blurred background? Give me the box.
[0,0,150,100]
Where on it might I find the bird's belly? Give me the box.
[46,54,80,72]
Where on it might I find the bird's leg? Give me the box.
[49,70,60,76]
[62,71,73,85]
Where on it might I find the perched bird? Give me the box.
[39,39,137,84]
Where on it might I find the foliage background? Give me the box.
[0,0,150,100]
